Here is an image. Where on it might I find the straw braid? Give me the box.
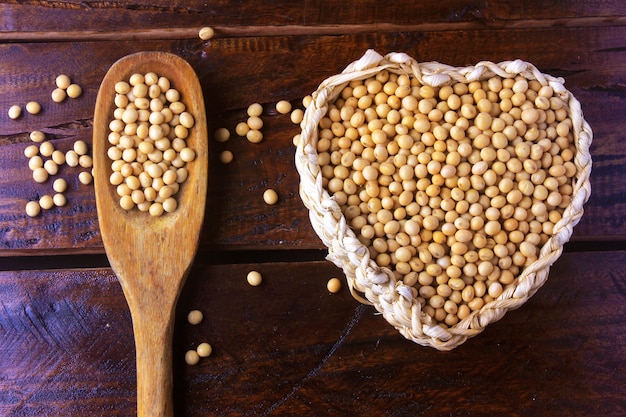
[295,50,592,350]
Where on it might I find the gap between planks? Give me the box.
[2,16,626,43]
[0,249,329,271]
[2,242,626,271]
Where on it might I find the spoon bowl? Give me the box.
[93,51,208,417]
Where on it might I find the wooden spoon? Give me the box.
[93,51,208,417]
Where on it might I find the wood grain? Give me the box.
[1,27,626,255]
[1,252,624,416]
[1,0,626,35]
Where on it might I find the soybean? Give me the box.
[26,101,41,115]
[214,127,230,142]
[198,26,215,40]
[185,350,200,366]
[25,201,41,217]
[327,277,342,293]
[247,270,263,286]
[187,309,204,325]
[263,188,278,205]
[196,342,213,358]
[8,105,21,120]
[276,100,292,115]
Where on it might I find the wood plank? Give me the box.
[1,0,625,36]
[1,26,626,255]
[1,251,624,416]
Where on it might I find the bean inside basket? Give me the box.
[316,71,576,328]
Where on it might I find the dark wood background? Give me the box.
[1,1,625,416]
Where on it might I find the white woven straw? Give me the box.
[295,50,593,350]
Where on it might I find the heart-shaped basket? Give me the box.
[295,50,592,350]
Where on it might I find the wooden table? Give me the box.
[1,2,625,416]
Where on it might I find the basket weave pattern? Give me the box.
[295,50,592,350]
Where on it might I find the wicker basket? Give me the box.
[295,50,592,350]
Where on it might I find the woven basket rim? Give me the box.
[295,49,593,350]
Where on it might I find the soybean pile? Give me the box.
[105,72,196,216]
[316,71,577,328]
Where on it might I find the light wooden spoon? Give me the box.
[93,51,208,417]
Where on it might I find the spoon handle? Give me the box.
[130,302,176,417]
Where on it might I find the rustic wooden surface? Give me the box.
[1,1,625,416]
